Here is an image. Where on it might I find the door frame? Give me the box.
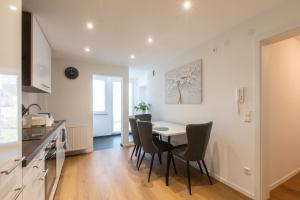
[254,25,300,199]
[92,74,128,147]
[111,78,123,134]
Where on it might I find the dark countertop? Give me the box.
[22,120,65,167]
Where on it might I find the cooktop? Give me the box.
[22,124,57,141]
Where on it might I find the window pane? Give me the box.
[93,80,106,112]
[0,75,18,144]
[113,81,122,132]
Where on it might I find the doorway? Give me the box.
[92,75,123,150]
[260,30,300,199]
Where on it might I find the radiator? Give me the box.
[66,126,89,152]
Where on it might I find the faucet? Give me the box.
[22,104,42,116]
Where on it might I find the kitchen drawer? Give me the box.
[23,174,45,200]
[23,149,44,185]
[23,149,45,200]
[0,158,23,200]
[0,166,23,200]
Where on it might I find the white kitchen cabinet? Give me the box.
[23,150,45,200]
[0,0,23,199]
[32,15,52,93]
[22,12,52,93]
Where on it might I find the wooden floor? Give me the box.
[270,173,300,200]
[54,147,251,200]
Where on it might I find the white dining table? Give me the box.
[152,121,186,143]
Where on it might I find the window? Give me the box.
[139,86,147,102]
[93,79,106,113]
[0,75,18,144]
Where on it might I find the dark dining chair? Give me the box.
[166,122,213,195]
[129,118,142,168]
[137,121,177,182]
[135,114,151,121]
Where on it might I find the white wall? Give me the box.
[46,58,129,151]
[22,92,48,113]
[147,1,300,198]
[262,38,300,190]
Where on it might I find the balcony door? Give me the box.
[93,75,122,137]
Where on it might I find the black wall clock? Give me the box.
[64,66,79,79]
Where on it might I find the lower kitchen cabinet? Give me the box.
[23,150,45,200]
[22,121,66,200]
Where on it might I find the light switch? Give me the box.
[244,111,251,123]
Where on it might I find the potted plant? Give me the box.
[134,102,151,114]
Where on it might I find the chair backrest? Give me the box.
[129,118,141,145]
[135,114,152,122]
[137,121,158,154]
[184,122,213,161]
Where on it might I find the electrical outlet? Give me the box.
[244,167,251,176]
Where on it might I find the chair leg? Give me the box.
[186,161,192,195]
[170,153,177,174]
[148,154,155,182]
[138,151,145,170]
[138,152,145,170]
[197,160,203,174]
[135,145,139,157]
[201,160,212,185]
[166,151,171,186]
[158,153,162,164]
[136,147,142,168]
[167,136,171,144]
[130,145,136,160]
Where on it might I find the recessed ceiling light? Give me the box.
[147,37,153,44]
[84,47,90,52]
[86,22,94,30]
[9,5,17,11]
[183,1,192,10]
[130,54,135,59]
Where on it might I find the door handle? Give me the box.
[12,185,25,200]
[39,169,48,181]
[0,157,25,175]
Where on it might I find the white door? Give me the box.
[0,0,23,199]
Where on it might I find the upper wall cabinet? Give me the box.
[22,11,51,93]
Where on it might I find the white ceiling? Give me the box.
[23,0,284,68]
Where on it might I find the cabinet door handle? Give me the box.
[12,185,25,200]
[41,84,50,89]
[0,157,25,175]
[39,169,48,181]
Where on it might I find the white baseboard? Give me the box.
[189,163,254,199]
[269,167,300,190]
[213,174,254,199]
